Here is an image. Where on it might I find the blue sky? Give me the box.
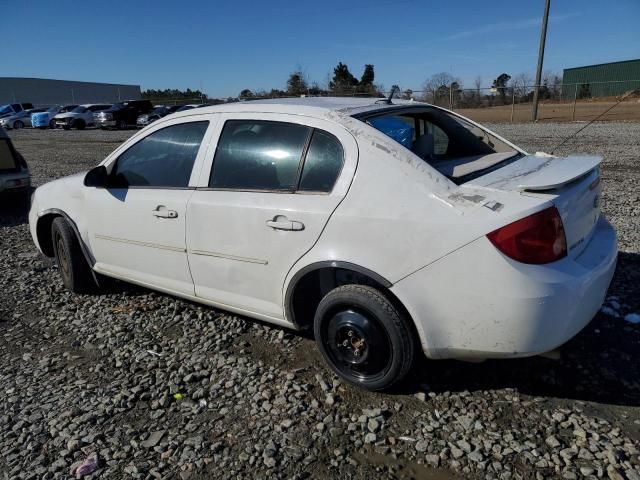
[4,0,639,97]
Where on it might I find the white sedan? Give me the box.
[29,98,617,390]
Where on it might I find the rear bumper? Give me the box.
[391,216,617,360]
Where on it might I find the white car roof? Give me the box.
[171,97,422,121]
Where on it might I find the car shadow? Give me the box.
[397,251,640,407]
[0,190,31,227]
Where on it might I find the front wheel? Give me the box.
[313,285,416,391]
[51,217,99,293]
[13,120,24,129]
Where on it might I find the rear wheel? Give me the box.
[51,217,99,293]
[313,285,416,391]
[13,120,24,129]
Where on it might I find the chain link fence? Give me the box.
[132,79,640,123]
[392,79,640,122]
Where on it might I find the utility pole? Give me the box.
[532,0,551,122]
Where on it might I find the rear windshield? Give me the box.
[0,139,18,172]
[360,107,522,184]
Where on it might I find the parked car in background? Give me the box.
[28,98,617,391]
[175,104,209,112]
[136,105,181,128]
[0,126,30,200]
[0,103,34,119]
[94,100,153,129]
[32,105,78,129]
[0,108,47,129]
[53,104,112,130]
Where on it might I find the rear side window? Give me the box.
[0,139,18,172]
[299,130,344,192]
[111,121,208,188]
[210,120,310,190]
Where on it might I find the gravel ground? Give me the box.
[1,123,639,480]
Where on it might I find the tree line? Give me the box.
[143,62,570,106]
[239,63,382,99]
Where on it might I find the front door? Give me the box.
[187,114,357,320]
[86,119,211,295]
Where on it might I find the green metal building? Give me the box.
[562,59,640,99]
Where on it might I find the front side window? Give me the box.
[210,120,310,190]
[111,121,208,188]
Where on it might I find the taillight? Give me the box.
[487,206,567,264]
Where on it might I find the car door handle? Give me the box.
[152,206,178,219]
[266,217,304,231]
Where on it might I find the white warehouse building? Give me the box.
[0,77,141,106]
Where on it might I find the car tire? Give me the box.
[313,284,416,391]
[63,125,71,130]
[13,120,24,129]
[49,119,56,129]
[116,119,127,130]
[51,217,98,294]
[74,119,86,130]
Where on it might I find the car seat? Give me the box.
[412,133,435,160]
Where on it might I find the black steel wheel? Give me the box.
[51,217,99,293]
[314,284,416,391]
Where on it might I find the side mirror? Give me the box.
[84,165,108,187]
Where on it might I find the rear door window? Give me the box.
[210,120,310,190]
[111,121,208,188]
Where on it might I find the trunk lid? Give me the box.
[469,154,602,259]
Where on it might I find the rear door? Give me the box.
[86,116,213,294]
[187,113,358,319]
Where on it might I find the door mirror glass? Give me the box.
[84,165,108,187]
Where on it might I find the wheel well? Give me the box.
[36,213,60,257]
[287,266,413,333]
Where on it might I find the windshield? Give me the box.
[151,107,167,115]
[47,106,61,113]
[109,103,125,111]
[362,107,522,184]
[71,106,88,113]
[0,105,13,116]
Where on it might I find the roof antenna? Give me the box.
[550,89,638,155]
[383,85,399,105]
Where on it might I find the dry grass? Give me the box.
[454,99,640,123]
